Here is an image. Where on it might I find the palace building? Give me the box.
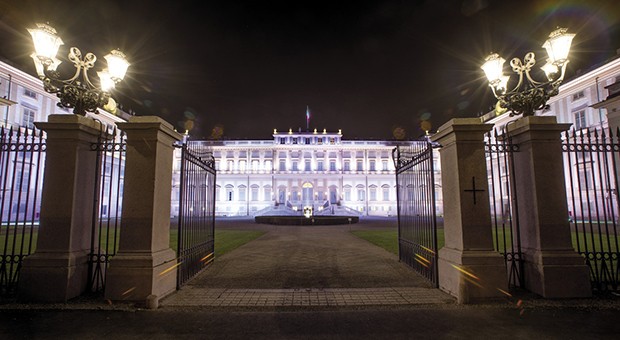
[171,128,442,217]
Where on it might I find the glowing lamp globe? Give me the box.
[542,27,575,65]
[97,70,115,92]
[104,50,130,82]
[28,23,64,63]
[481,53,506,84]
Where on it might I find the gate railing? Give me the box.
[176,141,216,288]
[562,127,620,292]
[0,126,45,297]
[485,128,524,289]
[393,141,438,287]
[88,126,126,293]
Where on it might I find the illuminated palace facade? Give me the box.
[172,129,441,217]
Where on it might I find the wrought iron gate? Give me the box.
[88,127,126,293]
[562,127,620,292]
[176,141,216,288]
[485,129,524,289]
[393,141,439,287]
[0,126,45,297]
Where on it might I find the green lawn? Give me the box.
[212,230,265,257]
[350,229,618,256]
[0,227,264,259]
[351,230,399,255]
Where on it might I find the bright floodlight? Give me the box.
[542,27,575,65]
[481,27,575,117]
[97,70,115,92]
[28,23,64,63]
[481,53,505,84]
[541,60,559,80]
[104,50,130,82]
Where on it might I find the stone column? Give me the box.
[431,118,508,303]
[105,116,182,305]
[506,116,591,298]
[19,115,103,302]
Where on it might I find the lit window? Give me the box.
[22,107,36,128]
[382,186,390,201]
[264,187,271,201]
[23,88,37,99]
[574,110,587,129]
[572,91,585,101]
[357,189,365,201]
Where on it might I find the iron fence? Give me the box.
[393,141,439,287]
[176,141,216,288]
[562,127,620,292]
[0,126,45,297]
[485,129,524,289]
[88,127,126,293]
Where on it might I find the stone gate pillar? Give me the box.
[19,115,102,302]
[506,116,591,298]
[431,118,508,303]
[105,116,182,305]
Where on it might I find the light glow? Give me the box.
[542,28,575,65]
[104,49,130,81]
[28,23,64,62]
[481,53,506,83]
[98,70,115,91]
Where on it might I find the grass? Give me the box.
[0,227,264,259]
[212,230,265,257]
[351,230,399,255]
[169,229,265,257]
[350,228,618,256]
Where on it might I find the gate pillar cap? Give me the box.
[506,116,571,136]
[116,116,182,142]
[35,114,103,135]
[431,118,493,143]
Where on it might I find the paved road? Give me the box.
[162,216,447,307]
[2,217,620,339]
[3,305,620,339]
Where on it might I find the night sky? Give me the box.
[1,0,619,140]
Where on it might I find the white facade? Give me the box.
[172,129,442,217]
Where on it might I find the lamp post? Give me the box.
[481,27,575,117]
[28,23,130,116]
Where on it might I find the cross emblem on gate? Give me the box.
[463,176,485,205]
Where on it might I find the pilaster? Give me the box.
[19,114,103,302]
[506,116,591,298]
[104,116,182,304]
[431,118,508,303]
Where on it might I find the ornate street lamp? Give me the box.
[482,27,575,117]
[28,23,130,116]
